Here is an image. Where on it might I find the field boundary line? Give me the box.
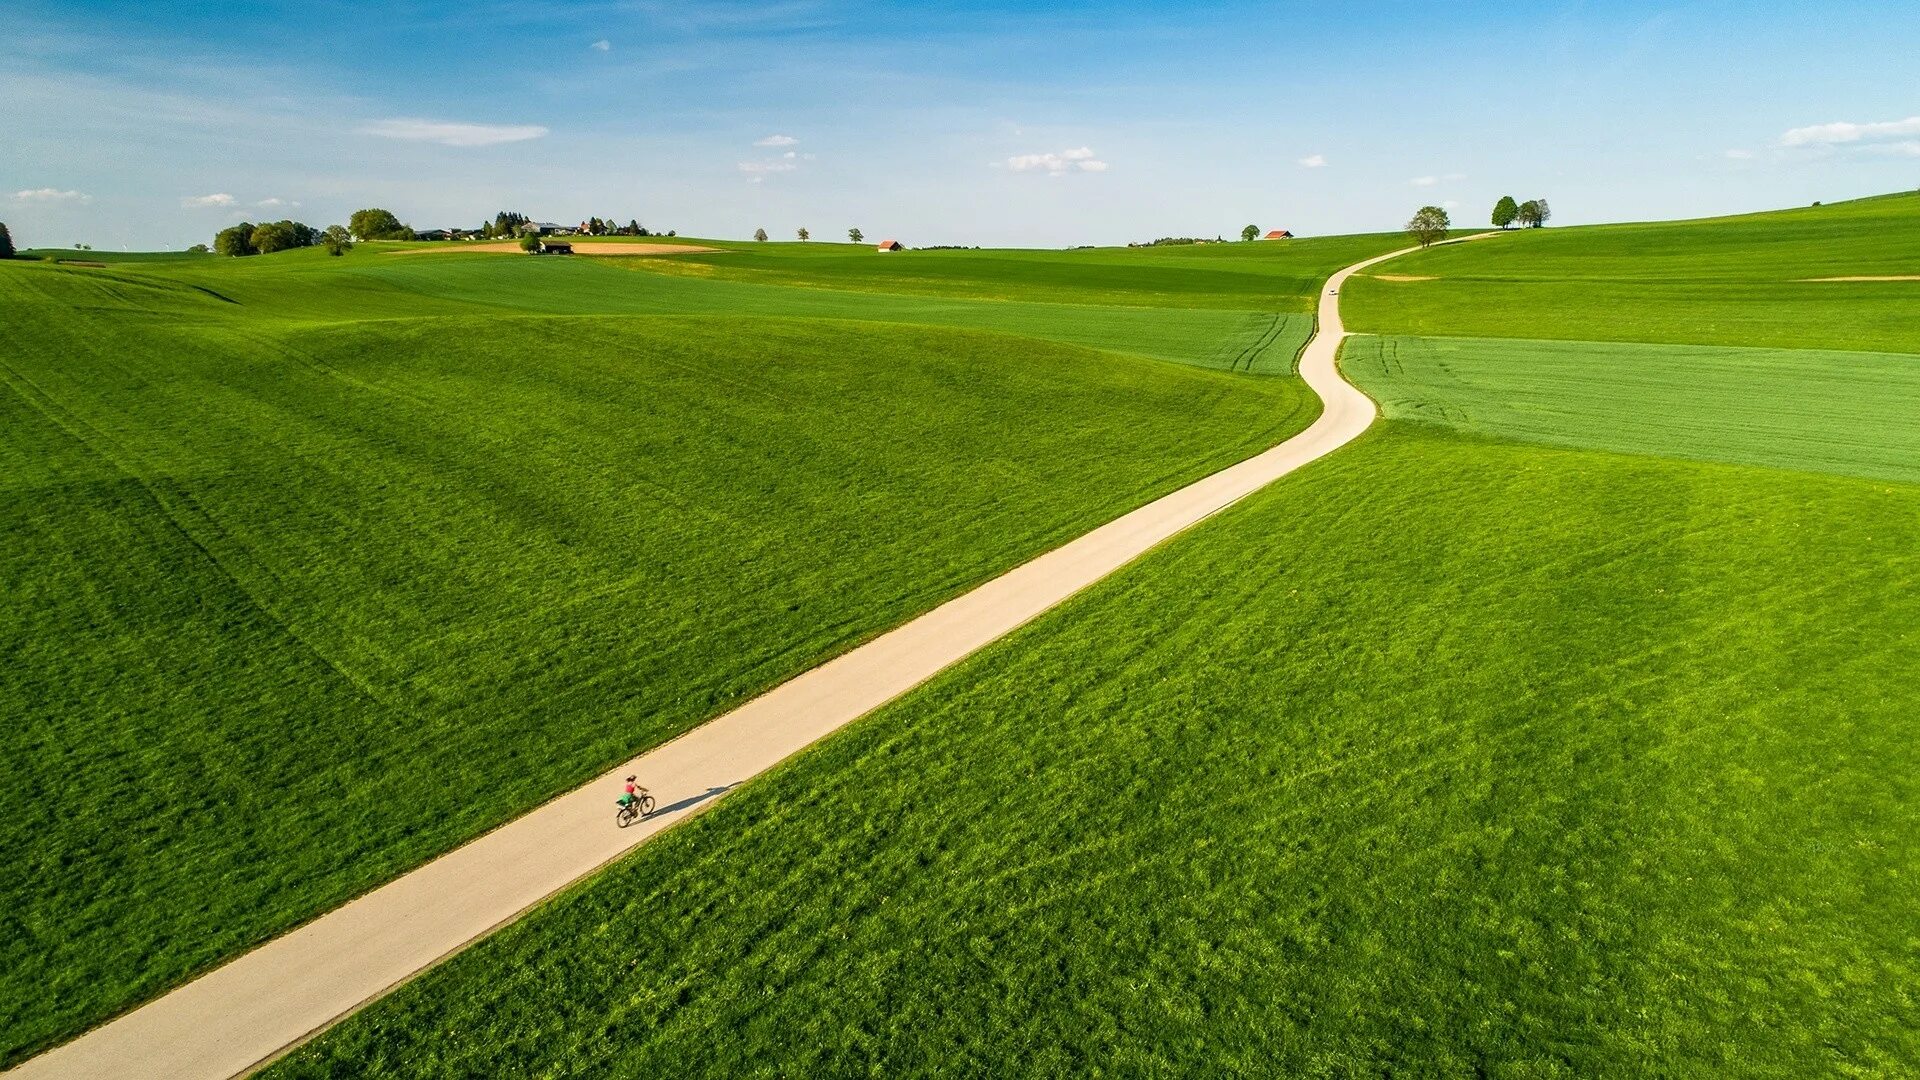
[8,236,1493,1080]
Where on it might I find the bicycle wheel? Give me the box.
[616,804,637,828]
[638,794,656,817]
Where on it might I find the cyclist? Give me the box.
[618,775,646,809]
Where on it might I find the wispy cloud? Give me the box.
[755,134,799,147]
[12,187,92,203]
[359,117,549,147]
[1299,153,1327,168]
[738,160,797,174]
[1723,148,1755,160]
[181,192,236,208]
[590,39,611,51]
[254,196,299,208]
[1411,175,1439,187]
[1780,115,1920,147]
[1006,146,1108,175]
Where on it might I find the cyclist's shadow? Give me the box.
[648,783,739,819]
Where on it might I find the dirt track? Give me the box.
[1799,275,1920,282]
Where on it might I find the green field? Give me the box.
[273,422,1920,1078]
[1343,192,1920,352]
[0,235,1392,1062]
[1344,335,1920,483]
[268,196,1920,1076]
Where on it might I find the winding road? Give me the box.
[11,241,1458,1079]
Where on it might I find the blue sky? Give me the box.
[4,0,1918,249]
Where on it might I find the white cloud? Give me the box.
[590,39,611,51]
[1724,148,1755,160]
[782,150,796,159]
[1299,154,1327,168]
[1007,147,1109,175]
[12,187,92,203]
[360,117,549,147]
[181,192,236,208]
[755,134,799,147]
[254,197,300,208]
[738,160,797,174]
[1780,115,1920,147]
[1411,175,1439,187]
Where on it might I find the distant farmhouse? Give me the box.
[536,241,573,256]
[876,239,903,252]
[1263,229,1294,240]
[533,222,570,236]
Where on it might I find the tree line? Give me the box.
[1491,195,1551,229]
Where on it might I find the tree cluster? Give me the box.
[348,208,413,241]
[0,222,13,260]
[481,211,530,239]
[1492,195,1551,229]
[213,219,321,257]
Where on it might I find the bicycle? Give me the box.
[615,788,655,828]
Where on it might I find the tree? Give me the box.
[214,222,257,257]
[321,225,352,256]
[1491,195,1518,230]
[848,227,864,244]
[1241,224,1259,242]
[797,227,810,241]
[348,208,410,241]
[186,243,210,254]
[0,221,13,259]
[1406,205,1450,248]
[250,220,315,254]
[753,227,769,242]
[520,231,541,253]
[1516,199,1551,228]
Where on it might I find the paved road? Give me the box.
[10,241,1450,1080]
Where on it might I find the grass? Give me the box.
[1343,192,1920,352]
[1343,335,1920,483]
[269,422,1920,1078]
[0,232,1380,1062]
[588,232,1409,309]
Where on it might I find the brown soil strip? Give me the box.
[388,242,720,256]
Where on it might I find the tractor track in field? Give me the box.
[9,237,1495,1080]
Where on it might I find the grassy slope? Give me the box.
[1343,192,1920,352]
[273,424,1920,1079]
[601,232,1406,308]
[1,234,1384,1061]
[274,199,1920,1076]
[1343,335,1920,484]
